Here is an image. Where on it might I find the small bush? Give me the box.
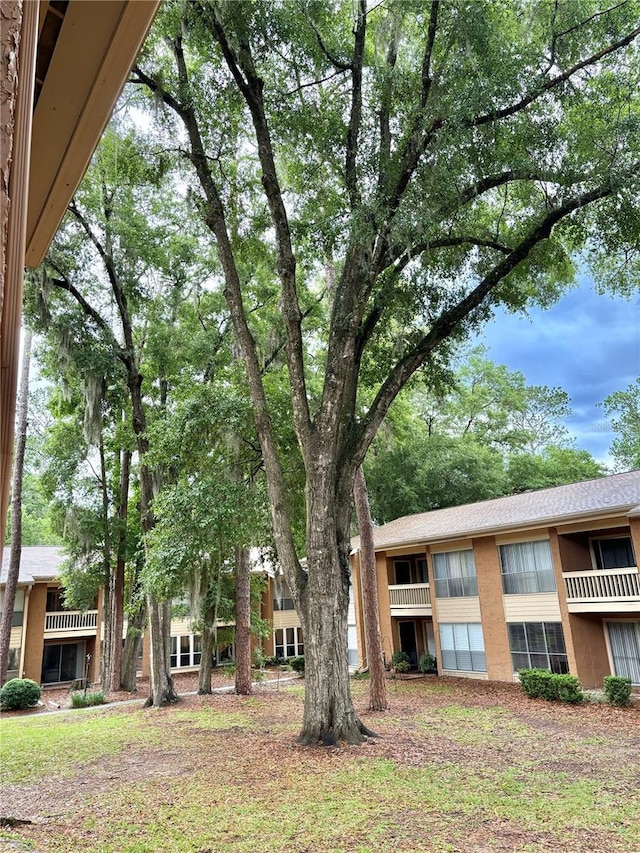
[554,674,583,704]
[603,675,632,707]
[391,651,411,670]
[418,652,437,674]
[518,669,583,703]
[518,668,556,700]
[289,655,305,674]
[252,647,265,669]
[221,661,237,678]
[71,691,106,709]
[264,655,286,667]
[0,678,41,711]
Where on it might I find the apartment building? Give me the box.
[0,548,312,685]
[350,470,640,688]
[0,547,102,685]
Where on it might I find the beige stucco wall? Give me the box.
[474,536,513,682]
[22,582,45,681]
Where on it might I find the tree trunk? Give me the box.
[98,436,113,688]
[144,595,177,706]
[234,545,252,695]
[353,466,388,711]
[198,615,216,695]
[108,447,130,692]
[128,371,177,707]
[0,328,32,686]
[121,606,145,693]
[296,475,377,745]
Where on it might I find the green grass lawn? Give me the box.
[1,678,638,853]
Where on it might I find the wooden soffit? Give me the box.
[25,0,159,267]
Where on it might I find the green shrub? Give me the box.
[264,655,286,667]
[518,669,583,703]
[0,678,41,711]
[221,661,237,678]
[418,652,437,674]
[603,675,632,707]
[289,655,305,674]
[518,668,555,700]
[71,691,106,709]
[554,674,583,704]
[391,651,411,671]
[252,647,265,669]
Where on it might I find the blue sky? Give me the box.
[478,277,640,465]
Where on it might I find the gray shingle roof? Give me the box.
[355,470,640,552]
[0,547,65,585]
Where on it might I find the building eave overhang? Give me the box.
[25,0,159,267]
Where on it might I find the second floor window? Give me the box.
[273,578,295,611]
[592,537,635,570]
[433,550,477,598]
[500,540,556,595]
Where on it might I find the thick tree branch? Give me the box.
[472,22,640,129]
[137,22,307,597]
[47,272,129,369]
[355,183,615,463]
[345,0,366,208]
[373,16,639,273]
[204,4,313,455]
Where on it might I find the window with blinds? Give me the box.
[508,622,568,673]
[433,550,478,598]
[607,622,640,685]
[439,623,486,672]
[499,540,556,594]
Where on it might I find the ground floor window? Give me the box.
[7,647,20,679]
[608,621,640,685]
[41,641,84,684]
[508,622,568,674]
[170,635,202,669]
[439,623,486,672]
[274,626,304,659]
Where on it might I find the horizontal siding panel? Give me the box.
[503,592,561,621]
[10,626,22,647]
[170,618,193,636]
[495,530,550,546]
[428,539,473,554]
[435,597,481,622]
[272,610,301,630]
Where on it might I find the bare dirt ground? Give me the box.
[1,674,639,853]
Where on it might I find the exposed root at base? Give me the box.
[298,717,379,747]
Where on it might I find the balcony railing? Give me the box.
[388,583,431,611]
[45,610,98,632]
[563,567,640,604]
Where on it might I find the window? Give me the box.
[273,578,295,611]
[41,642,83,683]
[508,622,568,674]
[416,559,428,584]
[7,647,19,676]
[439,623,486,672]
[433,550,477,598]
[1,588,24,626]
[274,626,304,659]
[170,634,202,669]
[500,540,556,594]
[46,587,66,612]
[607,622,640,685]
[592,537,635,570]
[394,560,411,585]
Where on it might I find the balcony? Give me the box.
[44,610,99,635]
[388,583,432,616]
[563,568,640,613]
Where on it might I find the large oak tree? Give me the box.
[133,0,640,743]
